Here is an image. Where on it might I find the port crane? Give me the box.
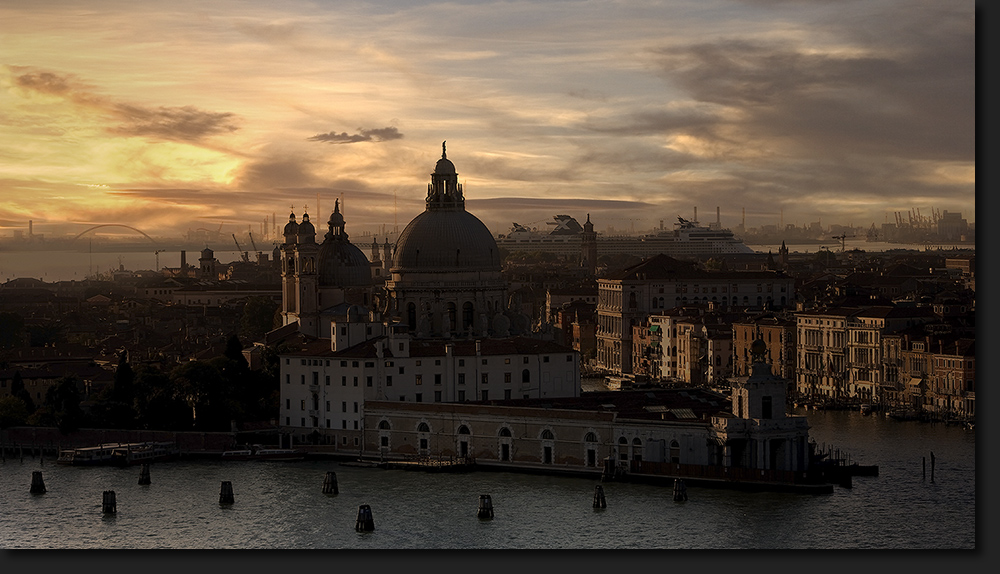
[248,230,262,263]
[154,249,165,270]
[831,234,856,252]
[233,233,250,263]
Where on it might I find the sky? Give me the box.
[0,0,976,244]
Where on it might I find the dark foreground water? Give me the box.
[0,408,975,550]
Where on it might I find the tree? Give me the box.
[170,360,226,431]
[0,395,29,429]
[43,376,84,434]
[0,312,25,349]
[112,351,135,404]
[10,371,35,415]
[132,364,190,430]
[239,296,280,342]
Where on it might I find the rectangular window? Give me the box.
[387,375,393,386]
[365,361,374,368]
[482,373,489,385]
[458,373,466,385]
[567,355,572,362]
[504,389,511,400]
[301,359,307,365]
[326,420,331,428]
[342,402,347,412]
[300,400,305,410]
[481,390,488,401]
[416,360,422,366]
[325,401,330,412]
[285,374,290,384]
[482,359,488,365]
[342,376,347,386]
[300,375,305,384]
[458,390,466,401]
[459,359,465,367]
[325,375,330,386]
[434,391,442,402]
[285,399,290,409]
[353,377,358,387]
[352,361,359,367]
[399,367,405,374]
[435,359,441,366]
[286,417,290,425]
[416,374,423,385]
[415,393,422,403]
[341,361,347,367]
[342,420,347,429]
[312,372,319,385]
[354,421,358,430]
[353,402,358,413]
[435,374,442,385]
[399,396,405,401]
[505,358,511,364]
[523,357,529,364]
[543,356,550,363]
[301,418,305,426]
[504,372,512,384]
[367,376,373,387]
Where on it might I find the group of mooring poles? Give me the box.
[923,452,936,483]
[29,462,155,515]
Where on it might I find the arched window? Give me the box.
[541,429,554,440]
[522,369,531,384]
[618,436,629,461]
[417,422,430,432]
[458,425,471,435]
[584,432,597,442]
[669,440,680,463]
[498,427,512,437]
[462,302,474,330]
[446,302,457,332]
[651,298,658,309]
[378,420,391,430]
[407,303,417,331]
[632,437,642,447]
[628,292,637,309]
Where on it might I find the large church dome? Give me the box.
[391,142,500,272]
[392,209,500,271]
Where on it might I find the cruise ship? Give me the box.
[496,214,754,258]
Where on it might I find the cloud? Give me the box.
[9,67,239,143]
[308,126,404,144]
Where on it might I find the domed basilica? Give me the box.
[280,143,527,340]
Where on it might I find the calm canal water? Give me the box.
[0,408,975,550]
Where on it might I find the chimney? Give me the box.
[180,250,187,273]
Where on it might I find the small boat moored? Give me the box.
[221,444,306,462]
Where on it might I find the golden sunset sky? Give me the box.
[0,0,975,243]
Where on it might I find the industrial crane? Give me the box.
[248,230,262,264]
[831,234,856,252]
[233,233,250,263]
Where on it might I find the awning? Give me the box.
[907,377,925,388]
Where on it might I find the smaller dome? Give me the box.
[283,212,299,236]
[750,338,767,361]
[434,140,455,174]
[435,157,456,174]
[298,212,316,240]
[201,247,214,258]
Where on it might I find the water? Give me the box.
[0,409,974,550]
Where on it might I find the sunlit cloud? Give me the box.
[308,126,404,144]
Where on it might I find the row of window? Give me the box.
[291,355,573,367]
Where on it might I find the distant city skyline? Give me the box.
[0,1,974,239]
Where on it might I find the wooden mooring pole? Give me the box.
[477,494,494,519]
[922,456,926,480]
[219,481,234,505]
[322,471,338,494]
[355,504,375,532]
[930,452,935,483]
[673,479,688,501]
[593,485,607,509]
[30,471,46,494]
[138,463,151,485]
[102,491,117,514]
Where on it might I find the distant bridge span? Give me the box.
[72,224,156,243]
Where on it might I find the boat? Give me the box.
[860,403,872,416]
[110,442,180,466]
[221,444,306,462]
[57,443,120,466]
[495,214,754,258]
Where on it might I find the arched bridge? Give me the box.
[72,224,157,243]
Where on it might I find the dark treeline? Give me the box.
[0,334,283,434]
